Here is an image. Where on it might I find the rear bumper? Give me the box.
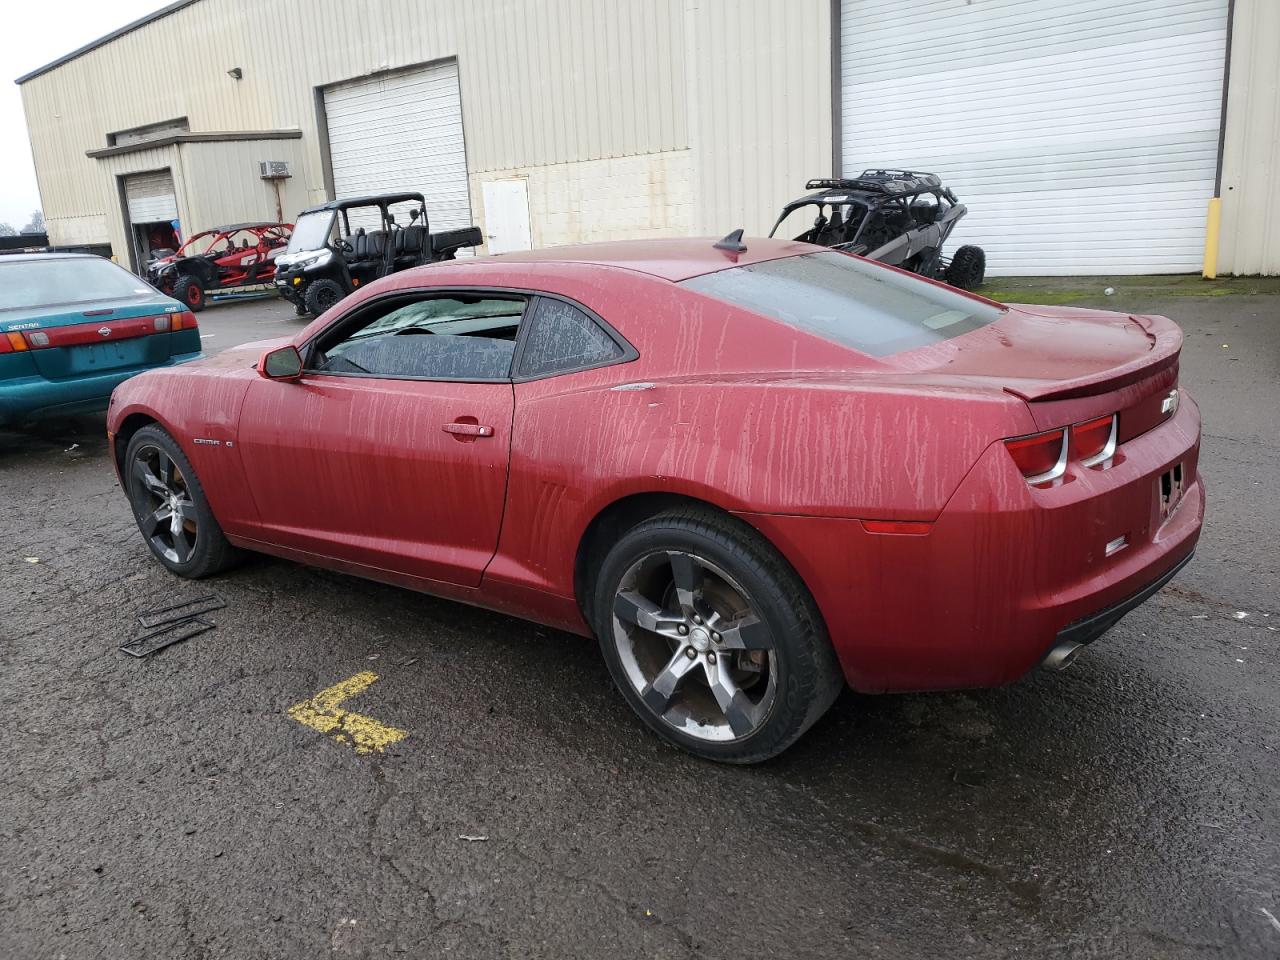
[0,350,203,424]
[739,392,1204,693]
[1053,547,1194,649]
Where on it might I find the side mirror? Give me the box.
[258,344,303,381]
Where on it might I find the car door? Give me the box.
[235,290,525,588]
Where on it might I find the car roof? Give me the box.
[0,252,98,264]
[473,237,822,282]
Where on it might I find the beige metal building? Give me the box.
[15,0,1279,276]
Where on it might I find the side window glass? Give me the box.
[311,295,526,380]
[517,298,625,379]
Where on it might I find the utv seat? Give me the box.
[364,230,388,264]
[814,209,847,246]
[393,225,427,267]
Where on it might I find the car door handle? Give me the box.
[442,421,495,438]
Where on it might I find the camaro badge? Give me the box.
[98,326,112,337]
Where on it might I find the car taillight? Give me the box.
[170,311,197,331]
[2,332,27,353]
[1074,414,1117,468]
[1004,428,1067,486]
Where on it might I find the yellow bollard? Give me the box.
[1202,197,1222,279]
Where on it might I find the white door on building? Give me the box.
[481,179,532,254]
[839,0,1229,275]
[323,61,472,234]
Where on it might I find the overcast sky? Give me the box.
[2,0,170,230]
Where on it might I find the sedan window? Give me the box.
[0,258,155,311]
[311,295,526,380]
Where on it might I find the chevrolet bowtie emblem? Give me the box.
[98,326,112,337]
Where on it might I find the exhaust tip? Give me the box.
[1042,641,1084,672]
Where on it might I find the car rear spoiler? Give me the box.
[431,226,483,257]
[1002,316,1182,403]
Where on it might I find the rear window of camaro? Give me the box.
[0,258,156,312]
[680,251,1005,358]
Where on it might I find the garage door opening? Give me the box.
[123,169,180,271]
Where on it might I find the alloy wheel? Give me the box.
[611,551,778,742]
[130,445,198,564]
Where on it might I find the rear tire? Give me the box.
[124,424,242,579]
[303,278,345,317]
[174,275,206,312]
[944,245,986,290]
[592,507,843,763]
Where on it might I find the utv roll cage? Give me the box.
[768,169,986,290]
[275,191,482,315]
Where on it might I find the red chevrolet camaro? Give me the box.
[107,238,1203,762]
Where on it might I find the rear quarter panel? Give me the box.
[486,268,1033,607]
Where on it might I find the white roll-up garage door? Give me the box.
[839,0,1229,275]
[124,170,177,223]
[323,62,472,233]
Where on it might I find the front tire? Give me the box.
[592,507,843,763]
[303,278,345,316]
[174,275,206,312]
[124,425,241,578]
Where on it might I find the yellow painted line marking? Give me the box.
[287,671,407,755]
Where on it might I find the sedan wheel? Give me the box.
[594,507,844,763]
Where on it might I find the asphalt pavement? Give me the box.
[1,287,1277,959]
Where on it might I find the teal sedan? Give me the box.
[0,254,203,425]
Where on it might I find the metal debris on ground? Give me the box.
[459,835,489,842]
[120,618,216,658]
[23,557,40,564]
[121,593,227,658]
[137,594,227,628]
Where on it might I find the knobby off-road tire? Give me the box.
[174,275,206,312]
[944,245,986,290]
[303,278,345,317]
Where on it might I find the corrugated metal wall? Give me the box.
[1218,0,1280,276]
[685,0,832,235]
[20,0,695,252]
[21,0,1280,273]
[178,139,309,232]
[21,0,833,258]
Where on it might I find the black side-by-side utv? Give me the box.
[274,192,482,315]
[769,170,986,290]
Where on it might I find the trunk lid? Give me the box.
[3,294,186,381]
[888,303,1182,433]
